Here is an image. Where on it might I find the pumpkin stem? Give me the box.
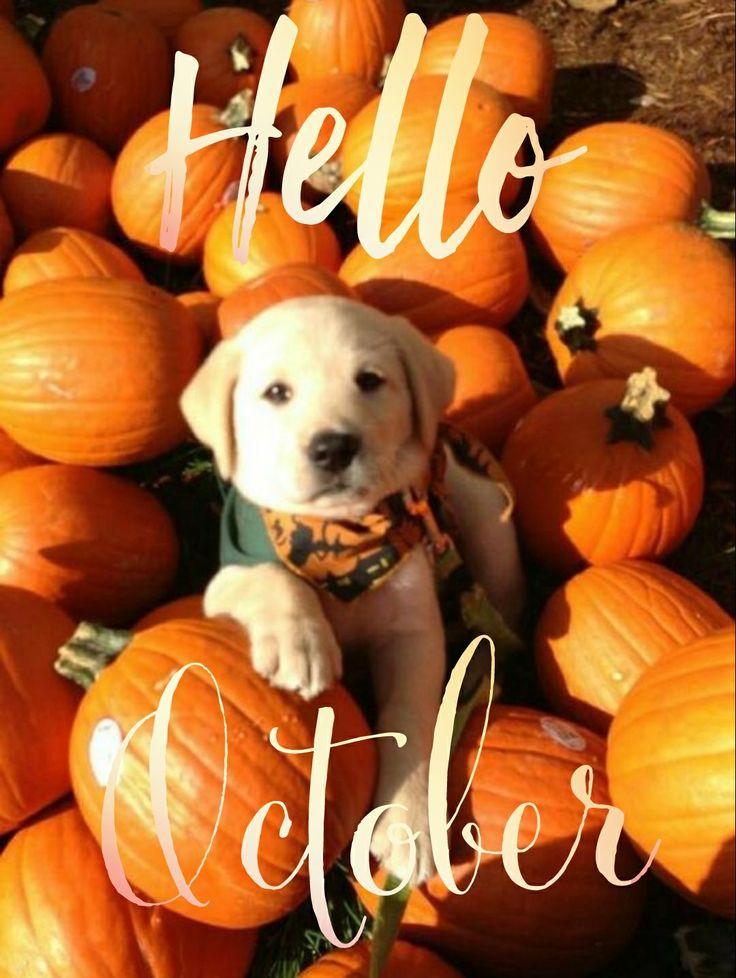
[555,300,599,353]
[55,622,132,691]
[230,34,254,73]
[378,53,393,90]
[605,367,672,450]
[700,202,736,240]
[218,90,255,128]
[308,159,344,196]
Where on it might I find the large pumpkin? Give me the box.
[0,1,14,19]
[0,278,202,466]
[65,616,377,928]
[501,370,704,575]
[0,132,114,238]
[218,262,355,339]
[174,6,273,108]
[608,625,735,918]
[416,13,555,128]
[299,942,463,977]
[0,587,78,835]
[3,226,144,294]
[0,18,51,154]
[530,122,710,271]
[342,76,518,220]
[0,464,179,624]
[0,194,13,268]
[96,0,203,40]
[203,192,342,297]
[0,807,259,978]
[0,429,41,477]
[535,560,732,734]
[358,706,646,978]
[341,206,529,335]
[545,222,735,417]
[135,594,204,630]
[112,105,245,262]
[288,0,406,85]
[178,290,222,349]
[42,6,172,154]
[435,325,537,452]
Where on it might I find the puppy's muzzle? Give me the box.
[308,430,362,474]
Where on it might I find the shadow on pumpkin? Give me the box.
[653,835,736,920]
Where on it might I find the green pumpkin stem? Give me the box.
[230,34,254,73]
[55,622,132,691]
[218,90,255,128]
[605,367,672,451]
[699,202,736,240]
[555,301,600,353]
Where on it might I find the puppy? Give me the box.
[180,296,524,883]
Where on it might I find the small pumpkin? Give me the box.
[288,0,406,85]
[357,706,645,978]
[42,6,172,154]
[0,587,78,835]
[435,325,537,452]
[0,132,114,238]
[0,464,179,624]
[530,122,711,271]
[299,942,463,977]
[0,429,41,477]
[96,0,203,40]
[0,193,13,269]
[219,262,355,339]
[545,222,736,417]
[341,205,529,335]
[342,76,518,219]
[416,13,555,128]
[174,6,273,109]
[203,192,342,298]
[178,290,222,349]
[0,278,202,466]
[63,616,377,928]
[3,226,144,294]
[0,807,259,978]
[608,625,735,918]
[135,593,204,630]
[112,105,245,263]
[501,369,704,575]
[0,18,51,154]
[535,560,732,734]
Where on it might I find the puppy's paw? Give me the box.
[371,781,434,886]
[249,613,342,701]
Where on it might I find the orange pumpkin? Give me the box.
[178,290,222,348]
[0,807,259,978]
[288,0,406,85]
[530,122,711,271]
[501,370,704,575]
[608,625,735,918]
[112,105,245,262]
[0,429,41,476]
[535,560,732,734]
[341,207,529,335]
[342,76,518,219]
[203,192,342,297]
[416,13,555,128]
[299,942,463,977]
[66,617,377,928]
[0,1,14,19]
[0,587,78,835]
[96,0,203,40]
[435,325,537,452]
[135,593,204,630]
[0,464,179,624]
[0,18,51,154]
[174,6,273,108]
[545,222,736,417]
[42,6,172,154]
[0,193,13,268]
[218,262,356,339]
[0,133,114,238]
[0,278,202,466]
[3,226,144,294]
[357,706,646,978]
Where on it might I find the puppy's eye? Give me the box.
[263,382,292,404]
[356,370,386,393]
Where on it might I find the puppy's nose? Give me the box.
[308,430,361,473]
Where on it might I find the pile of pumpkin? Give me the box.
[0,1,734,976]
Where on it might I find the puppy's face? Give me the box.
[181,297,456,519]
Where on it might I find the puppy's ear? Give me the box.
[388,314,456,450]
[180,339,243,481]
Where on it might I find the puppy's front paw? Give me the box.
[371,779,435,886]
[249,613,342,701]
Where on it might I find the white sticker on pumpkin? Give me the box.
[72,67,97,93]
[540,716,587,752]
[89,717,123,787]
